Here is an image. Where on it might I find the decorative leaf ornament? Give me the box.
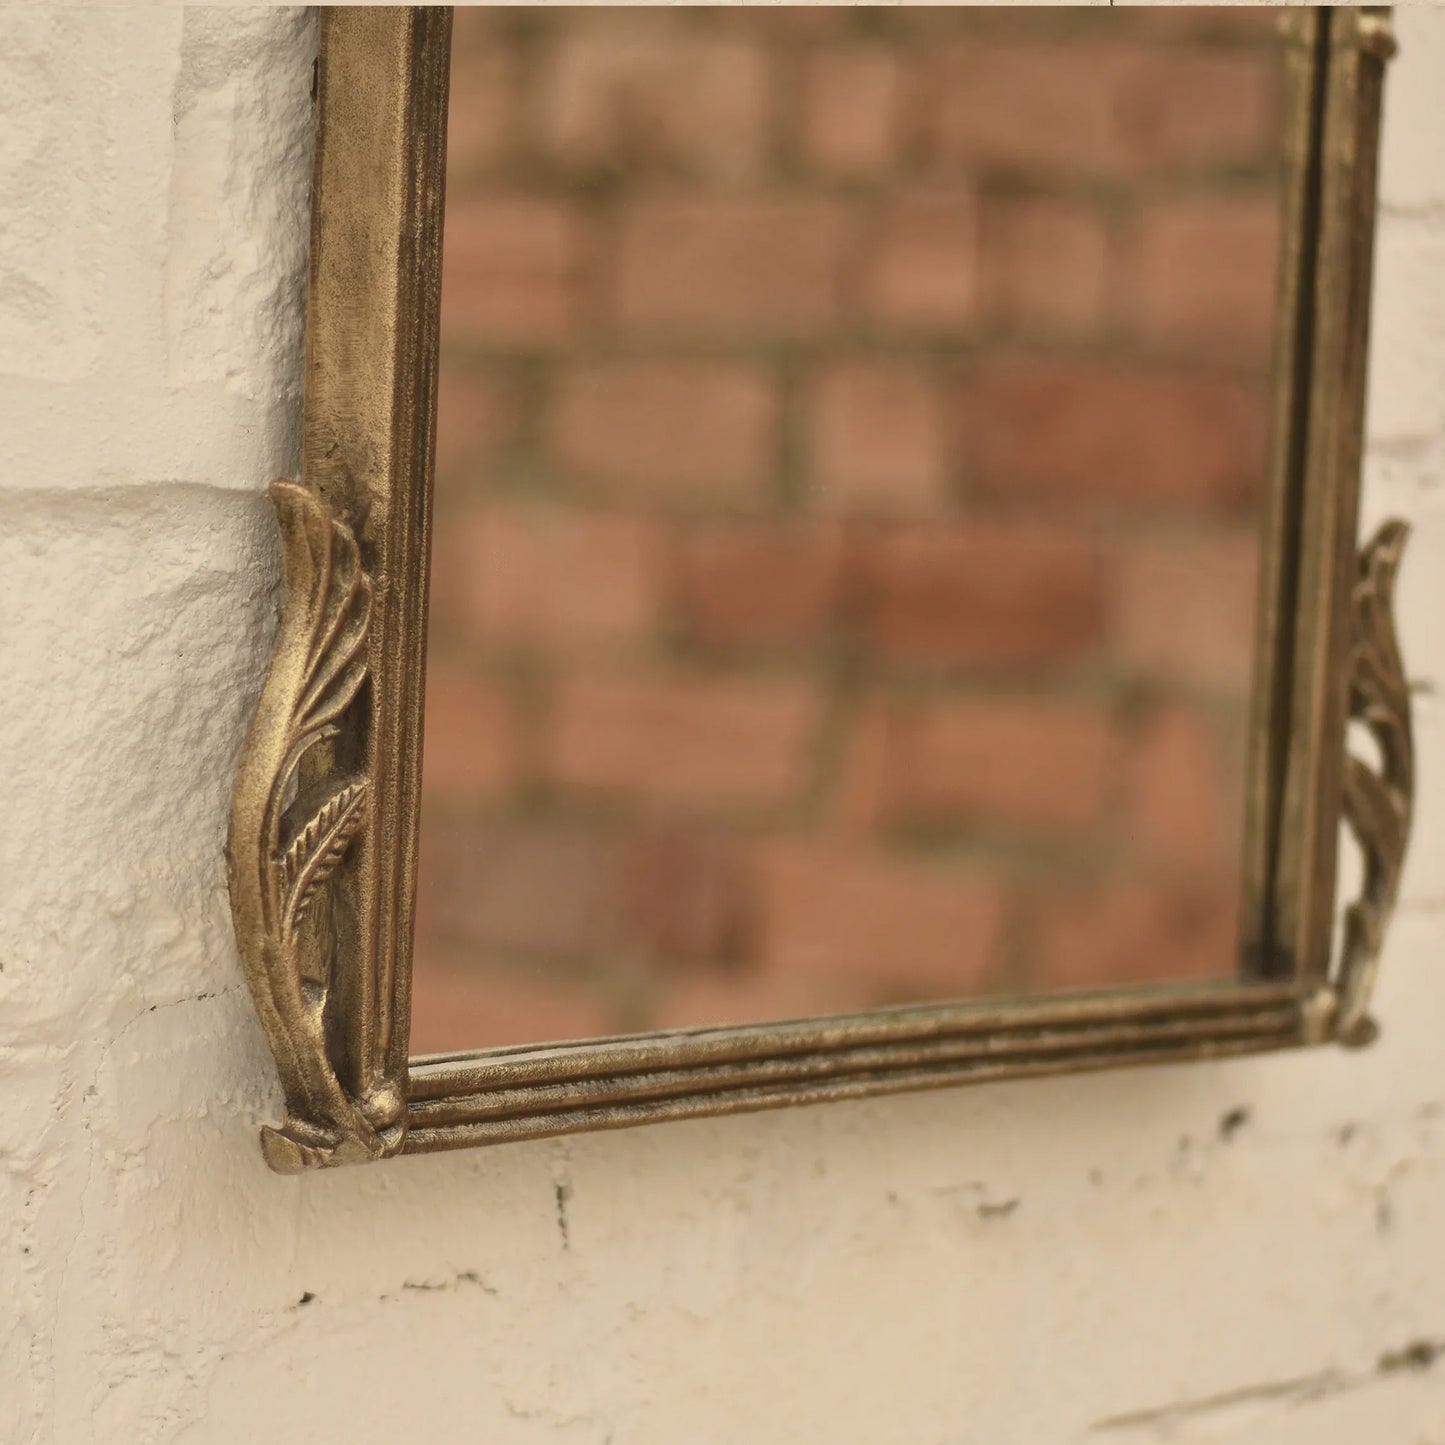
[1336,521,1413,1046]
[282,780,369,938]
[226,481,391,1170]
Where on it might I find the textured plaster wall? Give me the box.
[3,7,1445,1444]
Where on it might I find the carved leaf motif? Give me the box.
[227,480,388,1170]
[1336,520,1414,1045]
[282,780,369,939]
[270,482,373,789]
[1342,756,1406,898]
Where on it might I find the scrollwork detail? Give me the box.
[1335,520,1414,1047]
[227,481,395,1171]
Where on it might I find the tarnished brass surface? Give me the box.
[1336,521,1414,1045]
[404,983,1303,1150]
[1272,8,1399,994]
[227,8,451,1173]
[226,481,380,1171]
[227,8,1412,1171]
[1239,6,1327,981]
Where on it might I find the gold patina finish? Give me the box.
[226,481,378,1170]
[1335,520,1414,1046]
[227,7,450,1170]
[227,7,1412,1172]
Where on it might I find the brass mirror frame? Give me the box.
[226,6,1411,1173]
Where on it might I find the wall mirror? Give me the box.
[227,6,1412,1172]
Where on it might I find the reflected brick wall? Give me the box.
[412,6,1283,1052]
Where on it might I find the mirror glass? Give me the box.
[412,6,1285,1053]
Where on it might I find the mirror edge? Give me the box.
[225,6,1411,1173]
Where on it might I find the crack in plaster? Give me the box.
[368,1271,501,1303]
[1091,1334,1445,1436]
[555,1177,573,1252]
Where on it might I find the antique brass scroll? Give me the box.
[226,483,388,1170]
[1336,521,1414,1046]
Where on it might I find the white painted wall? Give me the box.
[3,7,1445,1443]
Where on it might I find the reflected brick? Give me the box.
[1121,196,1282,361]
[612,197,848,336]
[853,524,1104,671]
[756,841,1009,998]
[620,822,752,969]
[1031,875,1242,991]
[1122,704,1242,869]
[453,503,663,653]
[863,187,980,332]
[409,955,619,1053]
[555,362,779,504]
[931,42,1276,177]
[841,695,1116,838]
[541,28,770,179]
[980,196,1111,331]
[416,818,626,964]
[442,197,590,346]
[420,664,520,810]
[1109,533,1260,693]
[549,670,821,810]
[668,522,845,653]
[810,362,950,514]
[957,359,1268,516]
[800,46,904,178]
